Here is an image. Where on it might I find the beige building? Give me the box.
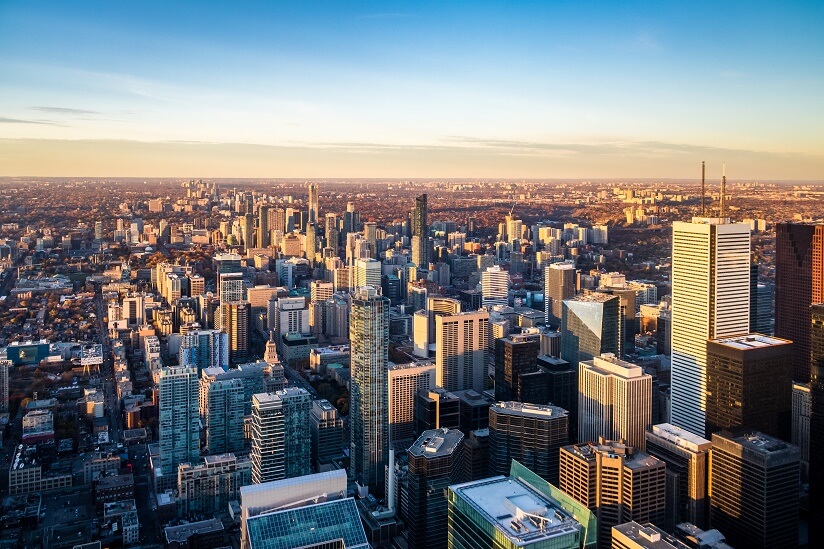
[435,310,490,393]
[387,362,435,444]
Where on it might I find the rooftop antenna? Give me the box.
[701,161,706,216]
[720,162,727,218]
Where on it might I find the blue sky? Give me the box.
[1,1,823,177]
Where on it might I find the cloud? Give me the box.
[0,116,59,125]
[30,106,99,115]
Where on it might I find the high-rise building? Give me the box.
[671,218,750,437]
[219,271,244,304]
[808,303,824,545]
[257,204,269,248]
[349,286,390,496]
[559,439,666,547]
[218,301,249,363]
[453,389,495,434]
[250,392,284,484]
[705,334,793,440]
[709,429,799,549]
[537,355,576,414]
[308,183,319,224]
[179,329,229,373]
[158,367,200,476]
[280,387,312,479]
[0,359,10,413]
[447,460,596,549]
[545,262,576,327]
[199,378,245,455]
[481,265,509,308]
[387,362,435,445]
[561,293,620,371]
[177,454,252,517]
[792,382,811,477]
[201,362,267,415]
[435,310,490,393]
[415,387,460,435]
[775,223,824,382]
[310,399,344,470]
[411,194,428,267]
[353,258,382,289]
[403,428,465,548]
[578,353,652,450]
[489,401,569,485]
[494,333,540,402]
[305,222,317,263]
[644,423,711,529]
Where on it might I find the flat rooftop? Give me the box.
[709,333,792,350]
[164,518,224,544]
[450,475,581,547]
[563,440,662,469]
[613,521,689,548]
[408,428,464,458]
[492,401,568,419]
[649,423,711,452]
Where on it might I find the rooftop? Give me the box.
[492,401,568,420]
[450,475,581,547]
[582,353,645,379]
[709,333,792,350]
[408,428,464,458]
[164,518,224,544]
[612,521,689,549]
[648,423,711,452]
[563,440,663,469]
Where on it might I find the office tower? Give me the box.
[308,183,319,224]
[481,265,509,307]
[387,362,435,445]
[611,522,694,549]
[349,286,390,495]
[578,353,652,450]
[545,262,576,327]
[448,460,595,549]
[257,204,269,248]
[309,280,334,303]
[199,378,245,454]
[353,257,381,289]
[808,303,824,544]
[241,213,255,250]
[0,359,9,413]
[305,222,317,263]
[363,221,378,258]
[325,212,339,249]
[250,393,284,484]
[268,207,286,234]
[122,294,146,326]
[218,301,249,363]
[559,439,666,547]
[280,387,312,479]
[453,389,495,433]
[709,429,799,549]
[494,333,540,402]
[462,428,489,481]
[411,194,428,267]
[489,401,569,484]
[705,334,793,440]
[310,399,344,470]
[436,310,489,393]
[671,218,750,436]
[201,362,267,415]
[644,423,711,529]
[792,382,810,477]
[158,366,200,475]
[537,355,576,414]
[403,428,465,549]
[415,387,460,434]
[561,293,620,371]
[268,296,309,336]
[775,223,824,382]
[219,271,244,304]
[177,454,253,517]
[179,329,229,373]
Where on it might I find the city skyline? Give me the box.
[2,1,823,178]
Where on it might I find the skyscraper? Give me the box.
[257,204,269,248]
[387,362,435,445]
[308,183,319,224]
[310,399,344,469]
[578,353,652,450]
[705,334,793,440]
[158,366,200,476]
[279,387,312,479]
[305,222,317,263]
[545,262,576,327]
[199,378,245,454]
[481,265,509,308]
[709,429,799,549]
[179,329,230,373]
[349,286,390,495]
[489,401,569,485]
[809,304,824,545]
[559,439,667,547]
[436,310,490,393]
[251,392,284,484]
[0,359,9,413]
[645,423,711,529]
[494,333,541,403]
[775,223,824,382]
[404,428,465,548]
[411,194,428,267]
[560,293,620,370]
[670,217,750,436]
[218,301,249,363]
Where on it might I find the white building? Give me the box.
[481,265,509,308]
[435,310,490,393]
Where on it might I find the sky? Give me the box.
[1,1,823,179]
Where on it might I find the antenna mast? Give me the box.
[720,163,727,218]
[701,161,706,216]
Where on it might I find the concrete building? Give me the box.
[199,377,245,454]
[578,353,652,450]
[792,382,811,476]
[436,310,490,393]
[387,362,435,445]
[671,218,750,437]
[489,401,569,485]
[250,392,284,484]
[705,333,793,441]
[545,262,576,327]
[559,439,667,547]
[709,429,799,549]
[481,265,509,308]
[158,366,199,476]
[644,423,711,529]
[177,453,252,517]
